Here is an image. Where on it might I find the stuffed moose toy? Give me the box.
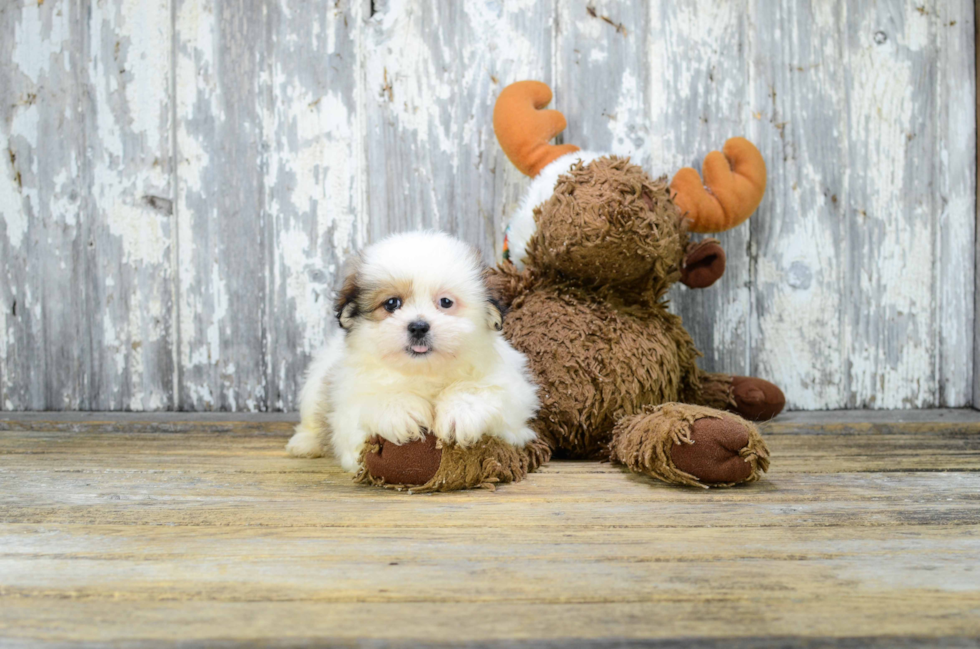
[359,80,785,491]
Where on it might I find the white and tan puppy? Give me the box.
[286,231,539,471]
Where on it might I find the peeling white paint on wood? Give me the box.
[0,0,975,411]
[1,0,174,411]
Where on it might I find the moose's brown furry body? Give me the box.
[486,157,774,474]
[491,263,702,458]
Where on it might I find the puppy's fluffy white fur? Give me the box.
[286,231,539,471]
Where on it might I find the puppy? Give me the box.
[286,230,540,472]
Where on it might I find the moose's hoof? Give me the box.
[364,433,442,486]
[670,417,754,484]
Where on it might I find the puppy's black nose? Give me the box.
[407,320,430,336]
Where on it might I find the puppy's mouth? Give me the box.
[407,340,433,356]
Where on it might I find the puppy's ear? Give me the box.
[484,297,506,332]
[477,252,506,332]
[334,261,361,330]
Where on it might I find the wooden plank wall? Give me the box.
[0,0,976,412]
[975,0,980,412]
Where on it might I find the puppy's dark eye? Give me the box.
[383,297,402,313]
[439,297,454,309]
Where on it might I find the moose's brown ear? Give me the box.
[334,261,361,330]
[680,239,726,289]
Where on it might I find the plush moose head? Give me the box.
[494,80,766,295]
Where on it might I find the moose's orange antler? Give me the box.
[669,138,767,233]
[493,81,580,177]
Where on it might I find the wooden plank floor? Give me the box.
[1,411,979,648]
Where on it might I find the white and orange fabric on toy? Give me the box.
[492,80,767,262]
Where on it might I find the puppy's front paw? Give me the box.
[286,426,327,458]
[362,395,433,445]
[433,393,494,448]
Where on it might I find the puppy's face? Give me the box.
[335,232,502,372]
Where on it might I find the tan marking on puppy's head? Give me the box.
[336,258,419,330]
[335,259,362,331]
[360,278,415,321]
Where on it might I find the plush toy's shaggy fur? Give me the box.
[483,155,780,481]
[487,159,701,456]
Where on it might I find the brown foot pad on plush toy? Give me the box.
[729,376,786,421]
[358,432,551,493]
[363,434,443,486]
[670,417,755,484]
[611,403,770,488]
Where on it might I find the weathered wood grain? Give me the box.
[939,0,976,408]
[3,525,978,602]
[363,0,557,260]
[658,2,755,380]
[839,1,975,408]
[173,0,269,411]
[0,418,979,644]
[0,0,175,410]
[174,0,364,412]
[0,0,976,411]
[261,0,363,411]
[2,598,978,647]
[748,0,848,408]
[975,0,980,413]
[486,0,558,258]
[460,0,557,259]
[362,0,457,242]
